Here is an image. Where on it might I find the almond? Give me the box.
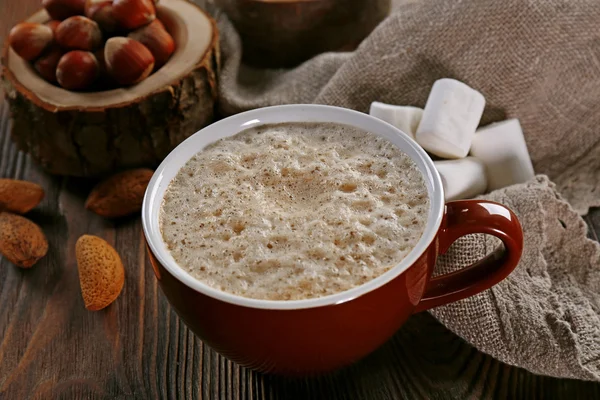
[76,235,124,311]
[0,179,45,214]
[85,168,153,218]
[0,212,48,268]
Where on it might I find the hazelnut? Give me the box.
[8,23,54,61]
[112,0,156,30]
[42,0,87,20]
[56,50,100,90]
[56,16,103,51]
[128,19,174,68]
[105,37,155,85]
[85,0,118,32]
[34,46,64,83]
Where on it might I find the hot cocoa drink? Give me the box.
[159,122,429,301]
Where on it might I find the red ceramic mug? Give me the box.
[142,105,523,376]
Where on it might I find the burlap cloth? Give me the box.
[211,0,600,381]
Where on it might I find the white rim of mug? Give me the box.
[142,104,445,310]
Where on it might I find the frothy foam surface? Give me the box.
[160,122,430,301]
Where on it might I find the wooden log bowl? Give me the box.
[215,0,391,68]
[1,0,219,177]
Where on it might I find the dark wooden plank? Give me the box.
[1,0,600,398]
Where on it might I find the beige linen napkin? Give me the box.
[212,0,600,381]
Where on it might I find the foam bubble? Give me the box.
[160,122,429,301]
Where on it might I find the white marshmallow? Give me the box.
[369,102,423,139]
[434,157,487,201]
[416,78,486,159]
[470,119,535,191]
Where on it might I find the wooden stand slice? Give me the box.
[1,0,219,177]
[215,0,390,68]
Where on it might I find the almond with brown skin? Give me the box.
[0,179,45,214]
[85,168,153,218]
[76,234,124,311]
[0,212,48,268]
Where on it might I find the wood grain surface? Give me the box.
[1,1,600,399]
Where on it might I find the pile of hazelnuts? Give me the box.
[8,0,175,91]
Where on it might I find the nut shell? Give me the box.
[104,37,155,85]
[85,168,153,218]
[128,19,175,68]
[0,212,48,268]
[56,16,103,51]
[0,179,45,214]
[76,234,125,311]
[8,23,53,62]
[56,50,100,90]
[112,0,156,30]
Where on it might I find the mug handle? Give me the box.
[414,200,523,313]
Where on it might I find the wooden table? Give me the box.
[1,1,600,398]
